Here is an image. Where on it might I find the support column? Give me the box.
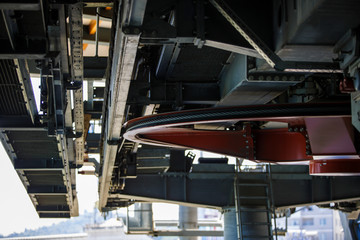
[179,205,198,240]
[223,207,238,240]
[339,211,352,240]
[134,202,153,231]
[141,203,153,231]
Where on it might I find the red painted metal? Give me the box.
[136,127,312,162]
[123,103,359,175]
[310,158,360,176]
[339,78,355,93]
[139,128,253,159]
[126,118,355,162]
[253,129,312,162]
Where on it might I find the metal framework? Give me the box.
[113,165,360,209]
[2,3,360,239]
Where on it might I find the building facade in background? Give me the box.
[286,206,346,240]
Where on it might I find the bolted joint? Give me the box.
[122,26,142,35]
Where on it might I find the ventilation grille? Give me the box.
[0,59,28,115]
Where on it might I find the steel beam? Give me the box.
[1,9,18,51]
[56,5,70,76]
[0,1,40,11]
[156,44,175,78]
[57,134,78,217]
[14,159,64,170]
[15,59,38,124]
[27,185,68,195]
[204,40,260,58]
[153,230,224,237]
[112,172,235,209]
[36,205,70,213]
[111,165,360,209]
[0,115,35,128]
[0,53,46,59]
[0,39,47,59]
[39,213,70,218]
[99,0,147,210]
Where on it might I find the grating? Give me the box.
[0,59,28,115]
[5,130,60,159]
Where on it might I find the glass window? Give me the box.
[290,219,300,226]
[302,218,314,226]
[319,233,327,240]
[319,218,327,225]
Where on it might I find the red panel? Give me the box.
[140,127,312,162]
[310,159,360,176]
[140,128,253,159]
[254,129,311,162]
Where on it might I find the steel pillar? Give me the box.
[134,203,153,231]
[179,206,198,240]
[339,211,353,240]
[223,207,237,240]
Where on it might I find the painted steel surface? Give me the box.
[123,102,360,175]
